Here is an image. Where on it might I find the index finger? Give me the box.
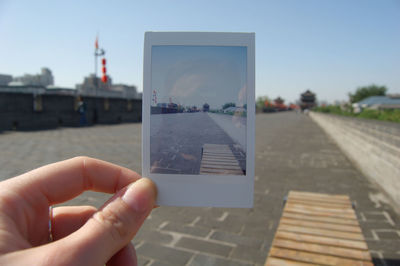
[5,156,141,205]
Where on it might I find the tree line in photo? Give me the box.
[256,85,400,123]
[151,101,247,116]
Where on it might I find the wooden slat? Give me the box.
[287,198,352,209]
[282,212,360,226]
[280,217,362,233]
[199,168,243,175]
[289,191,350,201]
[200,160,239,166]
[275,231,369,250]
[286,202,356,214]
[284,206,357,220]
[288,196,351,206]
[266,257,315,266]
[278,224,364,241]
[273,238,372,261]
[269,247,373,266]
[200,164,242,170]
[200,144,244,175]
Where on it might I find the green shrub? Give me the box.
[314,106,400,123]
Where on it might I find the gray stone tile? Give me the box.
[189,254,252,266]
[162,222,210,237]
[230,245,267,264]
[176,237,232,256]
[210,230,263,248]
[137,255,151,266]
[137,242,193,265]
[135,230,174,245]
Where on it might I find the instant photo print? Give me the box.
[142,32,255,207]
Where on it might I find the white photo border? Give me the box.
[142,32,255,207]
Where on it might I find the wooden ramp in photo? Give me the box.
[200,144,244,175]
[265,191,373,266]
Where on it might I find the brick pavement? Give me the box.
[0,112,399,265]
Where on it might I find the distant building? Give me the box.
[46,86,77,96]
[111,84,139,99]
[356,94,400,110]
[274,97,287,111]
[76,74,140,99]
[300,90,316,110]
[76,74,112,94]
[0,74,13,86]
[11,68,54,87]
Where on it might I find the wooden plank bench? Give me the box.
[265,191,373,266]
[199,144,244,175]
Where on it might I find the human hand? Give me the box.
[0,156,157,266]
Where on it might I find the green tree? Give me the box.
[222,102,236,109]
[349,84,387,103]
[256,96,270,110]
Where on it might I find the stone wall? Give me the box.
[310,112,400,207]
[0,92,141,131]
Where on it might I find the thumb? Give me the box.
[56,178,157,266]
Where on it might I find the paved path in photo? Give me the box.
[207,112,246,151]
[150,112,244,174]
[0,112,399,265]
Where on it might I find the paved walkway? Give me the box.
[0,112,399,265]
[150,112,245,174]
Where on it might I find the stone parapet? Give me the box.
[310,112,400,209]
[0,92,142,131]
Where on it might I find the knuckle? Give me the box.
[92,204,132,242]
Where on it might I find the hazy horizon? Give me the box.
[1,1,399,103]
[151,46,247,109]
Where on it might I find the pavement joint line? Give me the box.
[370,229,380,241]
[160,231,182,247]
[268,220,275,230]
[217,211,229,222]
[134,241,145,249]
[359,212,367,222]
[188,216,201,227]
[382,211,396,226]
[183,252,198,266]
[373,228,400,236]
[158,221,169,230]
[189,250,254,266]
[205,229,215,239]
[160,228,237,248]
[158,241,237,259]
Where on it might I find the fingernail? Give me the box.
[122,178,157,213]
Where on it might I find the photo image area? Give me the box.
[150,45,247,176]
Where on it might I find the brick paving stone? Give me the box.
[137,256,150,266]
[195,214,244,233]
[134,230,174,245]
[137,242,192,265]
[230,245,267,264]
[190,253,252,266]
[1,113,400,265]
[162,222,210,237]
[210,231,263,248]
[148,260,174,266]
[175,237,233,257]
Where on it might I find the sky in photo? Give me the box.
[151,46,247,109]
[0,0,399,103]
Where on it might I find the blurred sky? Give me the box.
[152,46,247,108]
[0,0,399,103]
